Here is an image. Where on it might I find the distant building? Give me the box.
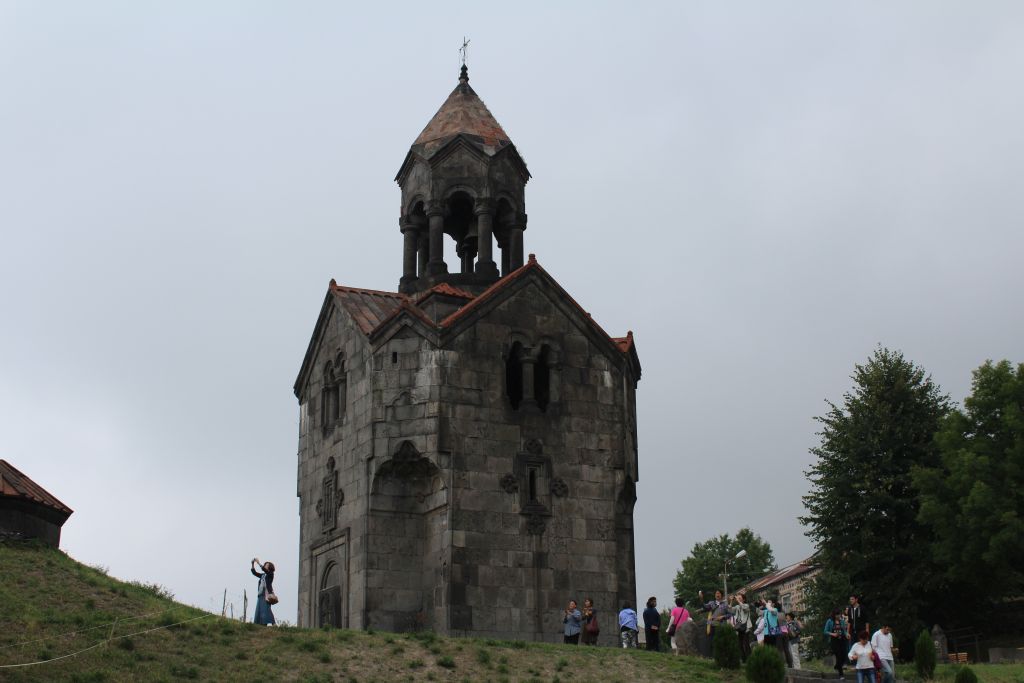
[0,460,73,547]
[293,65,641,641]
[741,558,819,614]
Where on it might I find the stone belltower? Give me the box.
[294,66,641,642]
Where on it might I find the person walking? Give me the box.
[618,602,639,649]
[847,596,870,648]
[580,597,600,645]
[668,597,690,656]
[848,631,876,683]
[250,557,276,626]
[731,593,753,661]
[643,596,661,651]
[870,625,895,683]
[824,609,850,678]
[785,611,803,669]
[562,599,582,644]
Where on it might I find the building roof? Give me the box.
[742,559,819,594]
[295,256,641,397]
[329,283,407,336]
[412,66,512,158]
[0,460,73,517]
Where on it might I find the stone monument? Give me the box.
[293,65,642,643]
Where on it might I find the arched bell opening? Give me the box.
[495,198,516,276]
[409,201,429,278]
[445,191,476,273]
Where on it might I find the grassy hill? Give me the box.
[0,541,733,682]
[3,541,1022,683]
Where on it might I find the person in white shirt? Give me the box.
[848,631,876,683]
[754,611,766,645]
[871,625,895,683]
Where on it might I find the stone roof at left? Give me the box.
[0,459,73,516]
[329,284,408,335]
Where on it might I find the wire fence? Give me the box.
[0,613,214,669]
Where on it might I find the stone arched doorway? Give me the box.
[318,561,344,628]
[367,441,448,632]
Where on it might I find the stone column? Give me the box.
[460,237,477,274]
[501,242,511,276]
[474,199,499,277]
[399,217,418,291]
[426,200,448,276]
[417,233,429,278]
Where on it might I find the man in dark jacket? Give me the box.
[643,596,661,651]
[846,595,870,645]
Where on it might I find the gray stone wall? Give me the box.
[297,277,638,641]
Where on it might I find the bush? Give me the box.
[745,645,785,683]
[437,655,456,668]
[713,623,742,669]
[914,629,936,680]
[953,666,978,683]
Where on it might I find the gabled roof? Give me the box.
[742,559,819,594]
[412,66,512,159]
[0,460,73,517]
[294,257,641,397]
[329,283,407,335]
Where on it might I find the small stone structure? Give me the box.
[294,66,641,642]
[0,459,73,547]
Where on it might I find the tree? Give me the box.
[800,347,951,642]
[672,528,776,602]
[914,360,1024,609]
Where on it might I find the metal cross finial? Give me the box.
[460,37,470,67]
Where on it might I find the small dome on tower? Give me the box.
[411,65,514,158]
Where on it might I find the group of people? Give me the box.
[694,589,804,666]
[824,595,895,683]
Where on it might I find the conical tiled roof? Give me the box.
[412,66,512,158]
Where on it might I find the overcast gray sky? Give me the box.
[2,2,1022,624]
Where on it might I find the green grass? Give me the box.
[3,542,1022,682]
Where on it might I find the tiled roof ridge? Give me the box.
[0,459,73,516]
[329,280,408,300]
[415,283,476,302]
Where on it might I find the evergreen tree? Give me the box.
[801,347,951,640]
[915,360,1024,607]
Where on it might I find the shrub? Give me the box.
[713,623,742,669]
[476,648,492,665]
[914,629,936,680]
[437,655,456,668]
[745,644,785,683]
[953,667,978,683]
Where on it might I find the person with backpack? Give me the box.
[731,593,753,661]
[668,597,690,655]
[824,608,850,678]
[580,597,600,645]
[786,611,803,669]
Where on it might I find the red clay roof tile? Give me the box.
[0,460,73,517]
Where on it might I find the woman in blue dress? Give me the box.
[251,557,276,626]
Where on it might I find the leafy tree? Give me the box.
[672,528,776,602]
[798,567,853,659]
[801,347,951,642]
[915,360,1024,608]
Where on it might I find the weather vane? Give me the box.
[460,37,470,68]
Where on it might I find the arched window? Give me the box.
[505,342,523,409]
[534,344,552,411]
[321,353,347,433]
